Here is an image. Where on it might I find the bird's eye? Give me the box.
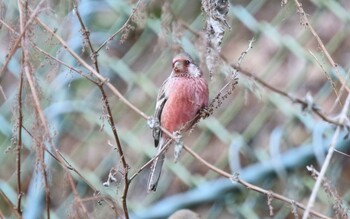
[184,60,190,66]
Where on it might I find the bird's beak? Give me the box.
[174,61,184,72]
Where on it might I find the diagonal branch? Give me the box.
[293,0,349,101]
[95,0,143,53]
[0,18,98,85]
[156,126,332,219]
[0,190,23,219]
[232,64,348,129]
[22,126,119,216]
[0,0,45,80]
[178,18,350,130]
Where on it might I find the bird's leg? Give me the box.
[147,116,160,129]
[199,106,211,119]
[173,131,183,163]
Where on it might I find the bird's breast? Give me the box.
[161,77,208,133]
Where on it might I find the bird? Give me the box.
[148,53,209,191]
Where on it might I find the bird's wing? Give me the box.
[153,77,169,147]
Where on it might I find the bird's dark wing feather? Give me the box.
[153,78,169,147]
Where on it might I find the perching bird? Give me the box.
[148,53,209,191]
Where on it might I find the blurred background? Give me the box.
[1,0,350,218]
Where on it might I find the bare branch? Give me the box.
[22,125,120,216]
[23,40,52,219]
[0,190,23,219]
[182,142,331,219]
[178,18,349,130]
[0,19,97,85]
[16,0,25,214]
[294,0,349,105]
[15,52,24,216]
[15,2,96,217]
[95,0,143,53]
[0,0,45,80]
[34,13,149,121]
[74,5,130,218]
[302,93,350,219]
[17,1,51,218]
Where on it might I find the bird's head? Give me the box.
[172,53,202,78]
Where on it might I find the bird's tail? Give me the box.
[148,145,165,192]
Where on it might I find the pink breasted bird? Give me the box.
[148,53,209,191]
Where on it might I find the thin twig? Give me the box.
[292,3,350,219]
[306,165,348,218]
[22,126,120,216]
[34,12,149,121]
[24,58,51,219]
[302,93,350,219]
[182,143,331,219]
[233,64,349,129]
[135,104,333,219]
[209,38,253,109]
[129,139,173,181]
[16,0,26,214]
[309,50,339,111]
[95,0,143,53]
[331,69,350,113]
[17,1,51,218]
[178,18,349,130]
[4,10,119,215]
[0,19,98,85]
[67,172,90,218]
[33,44,98,84]
[73,5,100,73]
[5,10,97,217]
[294,0,349,101]
[16,55,24,216]
[0,190,23,219]
[17,2,50,216]
[74,5,129,218]
[149,124,332,219]
[0,0,45,80]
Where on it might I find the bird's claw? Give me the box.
[173,131,183,163]
[199,106,211,119]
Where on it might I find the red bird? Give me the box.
[148,53,209,191]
